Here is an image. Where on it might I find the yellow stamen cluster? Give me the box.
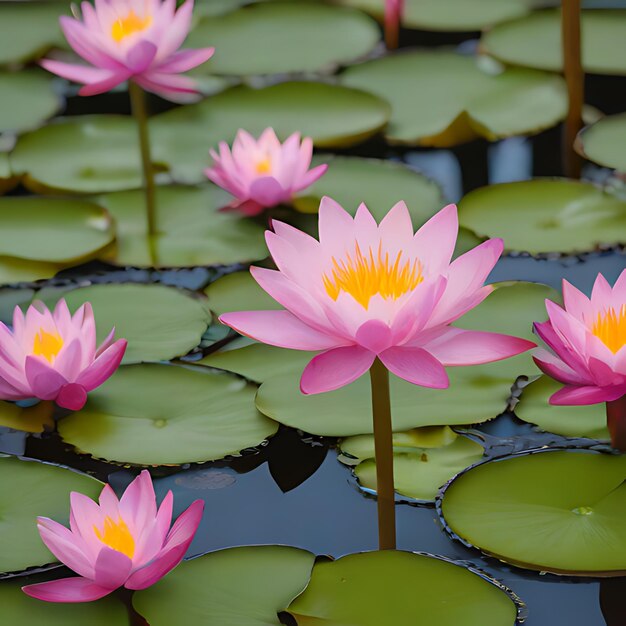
[111,10,152,42]
[591,305,626,353]
[94,516,136,559]
[323,242,423,309]
[32,328,64,363]
[255,158,272,175]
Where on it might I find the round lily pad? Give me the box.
[0,197,113,263]
[151,82,391,184]
[256,354,528,437]
[458,179,626,254]
[10,116,145,194]
[440,449,626,575]
[0,152,18,195]
[97,186,268,268]
[205,271,280,317]
[0,288,34,324]
[341,50,567,146]
[187,3,380,76]
[482,10,626,76]
[43,283,210,365]
[293,155,443,224]
[516,376,609,440]
[339,0,534,31]
[134,545,314,625]
[194,0,248,18]
[0,401,54,434]
[58,364,279,465]
[0,456,102,574]
[287,550,520,625]
[340,427,485,502]
[0,71,61,134]
[0,258,64,286]
[0,580,128,625]
[0,2,67,65]
[576,113,626,172]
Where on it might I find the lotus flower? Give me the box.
[40,0,214,102]
[533,272,626,405]
[205,128,328,217]
[0,300,126,411]
[22,471,204,603]
[220,199,535,394]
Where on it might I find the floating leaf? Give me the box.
[287,551,519,625]
[0,401,54,434]
[42,283,210,365]
[151,82,391,184]
[0,456,102,574]
[205,271,278,317]
[58,364,278,466]
[0,580,128,625]
[98,186,267,268]
[576,113,626,172]
[187,3,380,76]
[0,71,61,134]
[341,50,567,146]
[515,376,609,440]
[256,354,528,437]
[440,450,626,575]
[482,9,626,76]
[340,427,484,502]
[0,288,35,323]
[0,153,18,195]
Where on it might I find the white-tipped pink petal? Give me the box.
[411,204,458,274]
[22,578,113,603]
[37,518,94,579]
[119,470,157,533]
[379,347,449,388]
[300,346,375,394]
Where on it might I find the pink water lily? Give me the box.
[220,199,535,394]
[22,471,204,603]
[0,300,126,411]
[533,272,626,405]
[205,128,328,216]
[41,0,214,102]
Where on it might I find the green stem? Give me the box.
[369,357,396,550]
[128,81,158,259]
[606,396,626,452]
[561,0,584,178]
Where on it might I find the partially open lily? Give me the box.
[0,300,126,411]
[41,0,214,102]
[205,128,328,217]
[22,471,204,602]
[533,271,626,450]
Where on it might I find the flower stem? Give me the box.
[561,0,584,178]
[384,2,401,50]
[128,81,158,261]
[369,357,396,550]
[606,396,626,452]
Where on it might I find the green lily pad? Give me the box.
[341,50,567,146]
[0,401,54,434]
[97,186,268,268]
[0,152,18,195]
[293,155,443,224]
[287,551,519,625]
[151,82,391,184]
[193,0,248,18]
[0,456,102,574]
[440,449,626,575]
[0,71,61,134]
[340,427,485,501]
[0,2,67,65]
[576,113,626,172]
[0,258,64,286]
[205,271,280,317]
[515,376,609,440]
[458,179,626,254]
[482,10,626,76]
[0,197,113,263]
[256,354,528,437]
[0,288,35,324]
[187,3,380,76]
[43,283,210,365]
[134,545,315,626]
[58,364,278,466]
[339,0,535,31]
[0,580,128,625]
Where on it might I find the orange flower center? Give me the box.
[32,328,63,363]
[255,157,272,175]
[323,242,423,309]
[111,10,152,42]
[591,305,626,353]
[94,516,135,559]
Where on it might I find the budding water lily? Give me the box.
[533,271,626,451]
[22,471,204,603]
[205,128,328,217]
[220,199,534,548]
[0,300,126,411]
